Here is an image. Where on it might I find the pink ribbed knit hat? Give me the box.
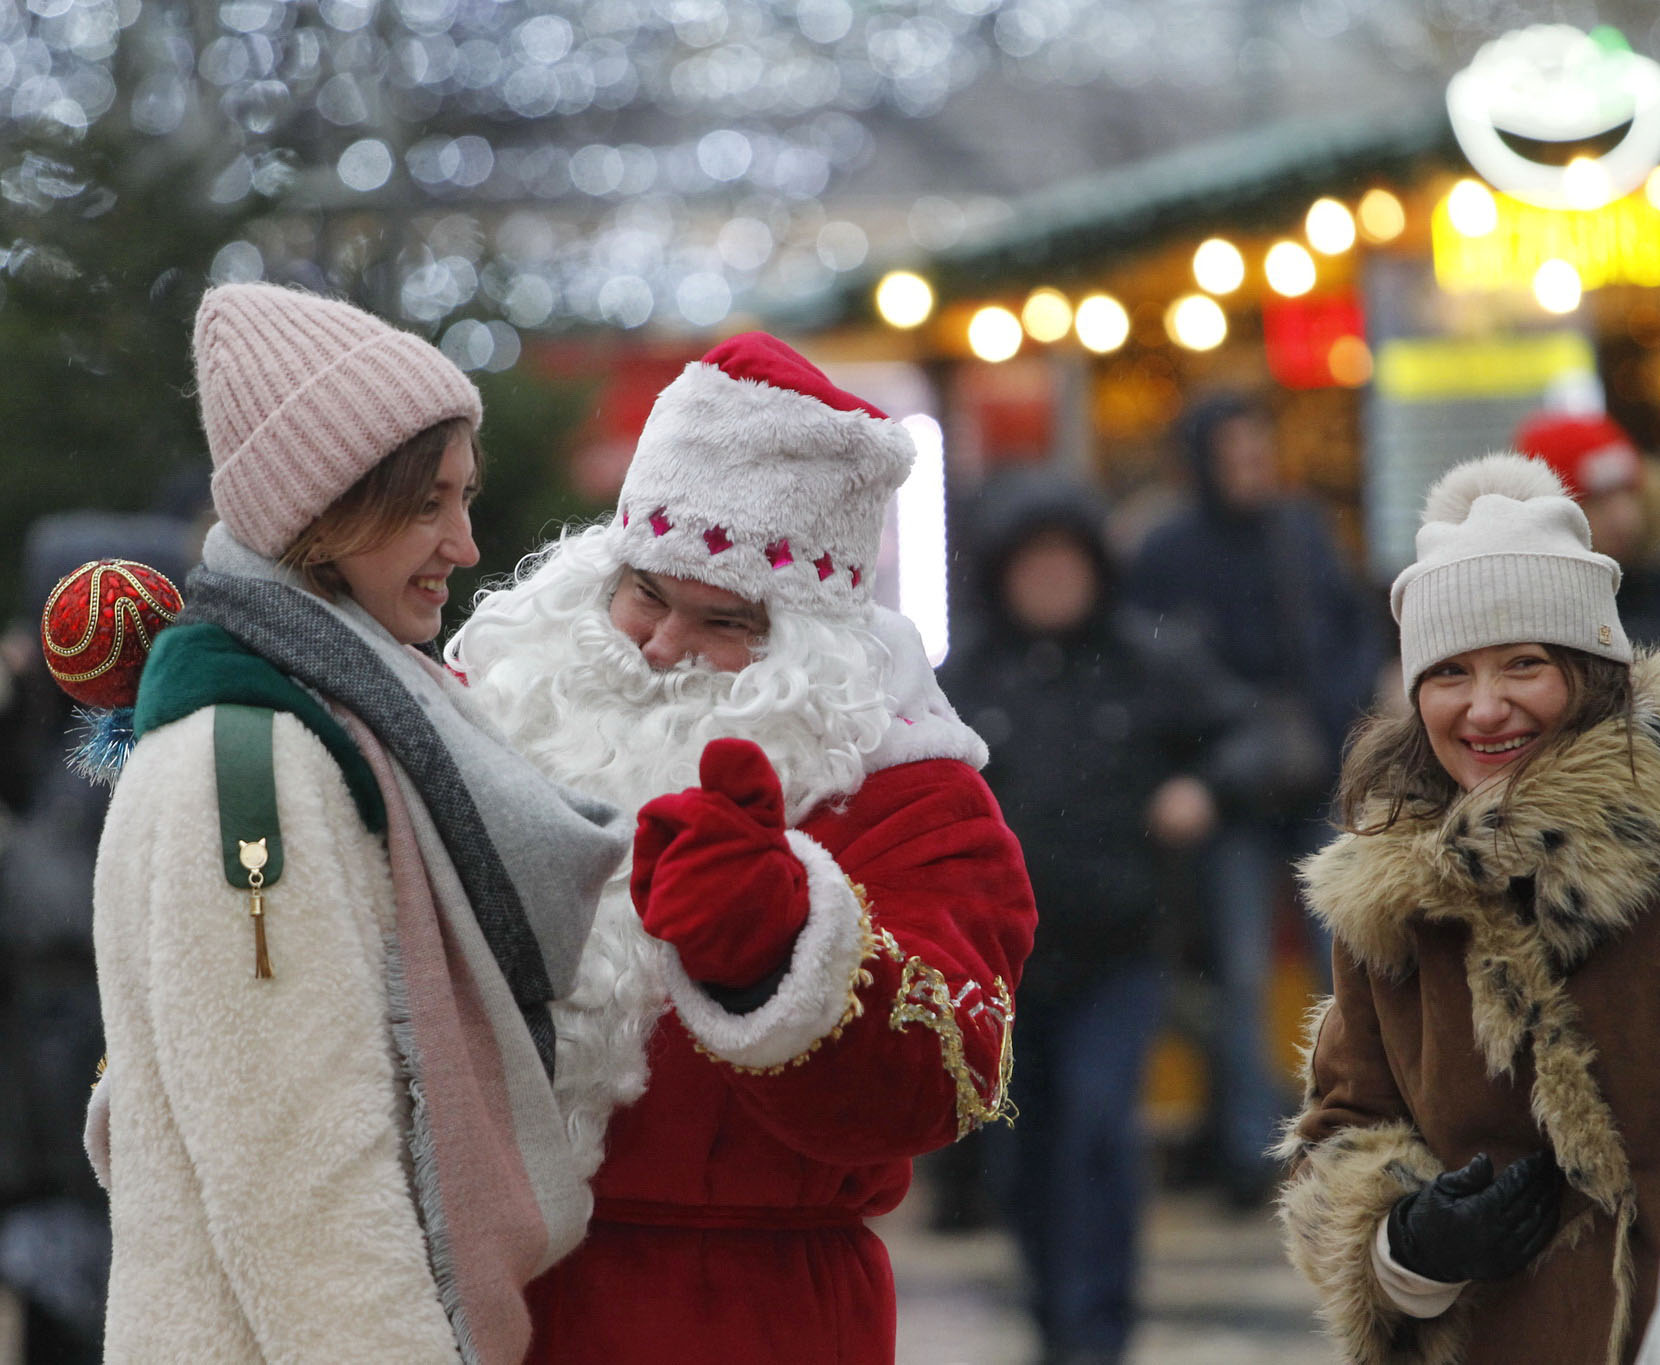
[195,283,483,557]
[611,331,915,621]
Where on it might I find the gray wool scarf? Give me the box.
[183,524,629,1074]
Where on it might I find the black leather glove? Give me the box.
[1386,1151,1562,1283]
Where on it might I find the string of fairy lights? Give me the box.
[871,186,1407,373]
[871,165,1660,374]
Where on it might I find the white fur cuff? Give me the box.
[663,829,870,1071]
[1279,1119,1469,1364]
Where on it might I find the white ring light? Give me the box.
[1447,25,1660,211]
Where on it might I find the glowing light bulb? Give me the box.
[1358,188,1407,243]
[1165,294,1227,351]
[967,306,1023,362]
[1305,198,1356,254]
[1192,238,1245,294]
[1562,156,1614,210]
[1264,241,1317,297]
[1074,294,1130,353]
[1021,288,1073,343]
[1446,179,1499,237]
[875,271,934,329]
[1533,259,1583,314]
[1328,335,1374,387]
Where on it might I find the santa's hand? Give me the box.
[631,738,808,989]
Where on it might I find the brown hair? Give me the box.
[1336,644,1635,833]
[279,418,481,599]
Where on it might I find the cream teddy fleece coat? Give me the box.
[92,708,459,1363]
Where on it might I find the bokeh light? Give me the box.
[1165,294,1227,350]
[1328,335,1373,387]
[1074,294,1130,353]
[1533,259,1583,314]
[1264,241,1316,297]
[1021,287,1072,343]
[967,305,1022,362]
[337,138,392,192]
[875,271,934,329]
[1192,238,1244,294]
[1446,178,1498,238]
[1305,197,1355,254]
[1357,188,1406,243]
[1562,156,1614,211]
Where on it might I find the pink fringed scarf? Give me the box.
[344,707,596,1364]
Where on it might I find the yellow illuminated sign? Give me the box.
[1433,189,1660,292]
[1374,331,1595,401]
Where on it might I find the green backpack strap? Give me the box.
[213,704,283,979]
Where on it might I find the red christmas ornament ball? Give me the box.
[40,559,183,709]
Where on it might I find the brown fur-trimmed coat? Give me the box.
[1278,657,1660,1365]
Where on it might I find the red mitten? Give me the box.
[631,738,809,988]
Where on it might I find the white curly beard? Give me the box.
[449,525,893,1186]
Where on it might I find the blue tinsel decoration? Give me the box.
[67,706,137,787]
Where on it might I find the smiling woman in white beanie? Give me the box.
[1274,451,1660,1365]
[88,283,629,1364]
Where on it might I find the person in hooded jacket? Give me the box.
[939,470,1306,1364]
[1126,394,1383,1205]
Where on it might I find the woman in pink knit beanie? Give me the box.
[88,283,627,1363]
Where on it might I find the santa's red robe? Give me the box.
[526,755,1035,1364]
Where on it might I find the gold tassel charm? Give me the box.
[249,877,272,979]
[239,839,274,980]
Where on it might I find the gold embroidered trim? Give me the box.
[694,879,879,1076]
[880,926,1015,1139]
[694,881,1019,1137]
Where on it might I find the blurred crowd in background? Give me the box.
[8,377,1660,1361]
[7,0,1660,1359]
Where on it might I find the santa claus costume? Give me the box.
[449,333,1036,1364]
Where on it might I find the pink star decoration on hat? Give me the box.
[765,539,794,568]
[814,552,835,581]
[704,525,733,555]
[649,507,673,537]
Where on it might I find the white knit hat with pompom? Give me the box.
[1392,451,1630,693]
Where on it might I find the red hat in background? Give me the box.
[1512,412,1643,500]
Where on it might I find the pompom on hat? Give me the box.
[1392,452,1631,694]
[194,282,482,558]
[610,331,915,620]
[1512,410,1643,500]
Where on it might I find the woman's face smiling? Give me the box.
[1416,642,1570,792]
[335,428,480,645]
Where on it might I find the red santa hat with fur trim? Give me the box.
[611,332,915,621]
